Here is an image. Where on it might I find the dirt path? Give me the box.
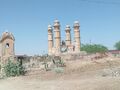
[0,76,120,90]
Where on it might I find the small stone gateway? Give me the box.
[48,19,81,56]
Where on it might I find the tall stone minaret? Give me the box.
[53,19,61,54]
[65,25,71,46]
[73,21,80,52]
[48,25,53,55]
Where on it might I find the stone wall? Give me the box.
[16,52,109,72]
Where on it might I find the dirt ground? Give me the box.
[0,57,120,90]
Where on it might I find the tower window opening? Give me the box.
[6,43,9,48]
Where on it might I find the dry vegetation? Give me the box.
[0,57,120,90]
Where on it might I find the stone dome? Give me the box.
[66,25,70,28]
[74,21,80,27]
[54,19,59,23]
[74,21,79,24]
[65,25,71,31]
[53,19,60,27]
[0,31,15,42]
[48,24,52,28]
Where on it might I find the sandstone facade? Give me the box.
[48,20,81,55]
[0,31,15,64]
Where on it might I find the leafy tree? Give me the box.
[81,44,108,54]
[114,41,120,50]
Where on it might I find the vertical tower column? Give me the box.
[73,21,80,52]
[0,31,15,74]
[65,25,71,46]
[48,25,53,55]
[53,19,61,54]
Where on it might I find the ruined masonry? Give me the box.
[48,20,81,55]
[0,31,15,64]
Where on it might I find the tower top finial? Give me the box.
[54,19,59,23]
[66,25,70,28]
[48,24,52,28]
[74,21,80,27]
[48,24,52,31]
[74,21,79,24]
[54,19,60,27]
[65,25,71,31]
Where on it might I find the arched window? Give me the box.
[6,43,9,48]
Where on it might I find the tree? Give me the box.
[81,44,108,54]
[114,41,120,50]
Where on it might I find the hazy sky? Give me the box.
[0,0,120,55]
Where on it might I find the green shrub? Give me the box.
[53,67,64,73]
[3,60,25,77]
[81,44,108,54]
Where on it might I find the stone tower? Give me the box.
[53,19,61,54]
[0,31,15,64]
[48,19,81,55]
[65,25,71,46]
[48,25,53,55]
[73,21,80,52]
